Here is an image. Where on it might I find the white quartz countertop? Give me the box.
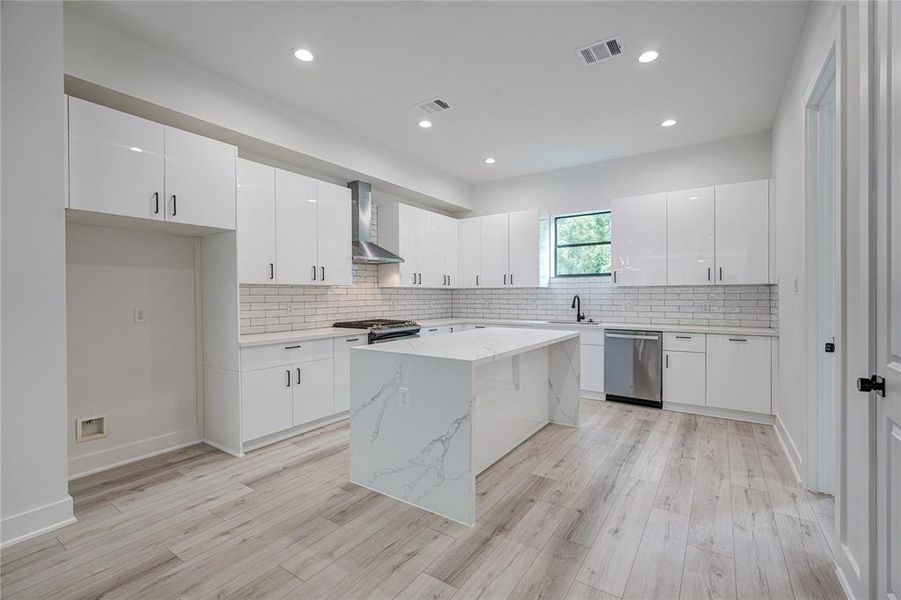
[419,318,778,337]
[239,317,777,348]
[353,326,580,366]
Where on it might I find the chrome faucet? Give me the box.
[571,295,585,322]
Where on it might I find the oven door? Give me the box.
[370,332,420,344]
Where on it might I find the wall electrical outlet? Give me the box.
[398,387,410,408]
[133,307,146,324]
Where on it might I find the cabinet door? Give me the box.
[508,209,540,287]
[611,193,667,286]
[581,344,605,394]
[334,336,366,413]
[667,187,715,285]
[293,358,335,425]
[459,218,482,288]
[68,97,165,220]
[396,204,420,287]
[432,214,459,288]
[275,170,319,285]
[316,180,353,285]
[480,214,510,287]
[237,159,276,284]
[663,351,706,406]
[714,179,769,284]
[241,366,293,441]
[706,335,771,414]
[164,126,236,229]
[417,210,443,287]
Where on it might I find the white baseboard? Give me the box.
[202,437,243,457]
[1,496,75,548]
[68,427,202,479]
[663,401,776,425]
[774,413,803,485]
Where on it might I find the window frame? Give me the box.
[553,210,612,278]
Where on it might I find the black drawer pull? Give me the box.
[675,335,692,339]
[428,328,438,332]
[728,338,748,342]
[285,345,302,350]
[345,338,360,342]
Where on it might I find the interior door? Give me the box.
[610,193,667,286]
[874,2,900,596]
[480,213,510,287]
[667,187,715,285]
[714,179,769,284]
[459,218,481,287]
[508,209,540,287]
[67,97,165,220]
[275,170,318,285]
[315,180,353,285]
[236,159,276,284]
[164,126,236,229]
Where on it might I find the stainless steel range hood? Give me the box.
[348,181,404,264]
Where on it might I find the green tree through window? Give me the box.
[554,212,611,276]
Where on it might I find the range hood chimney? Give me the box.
[348,181,404,264]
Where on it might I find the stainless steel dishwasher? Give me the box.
[604,329,663,408]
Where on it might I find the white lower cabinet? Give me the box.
[706,334,771,414]
[334,334,367,413]
[240,340,341,442]
[241,366,293,441]
[581,344,605,395]
[663,351,706,407]
[293,358,334,425]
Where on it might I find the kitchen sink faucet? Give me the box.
[571,295,585,322]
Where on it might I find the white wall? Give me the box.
[62,9,472,213]
[66,225,200,477]
[469,132,771,216]
[0,1,74,545]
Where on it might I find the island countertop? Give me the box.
[353,326,580,366]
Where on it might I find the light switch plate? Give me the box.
[133,307,146,324]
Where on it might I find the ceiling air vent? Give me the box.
[577,36,623,65]
[416,97,451,114]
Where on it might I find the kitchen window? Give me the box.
[554,211,612,277]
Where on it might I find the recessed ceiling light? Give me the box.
[638,50,659,64]
[293,48,314,62]
[418,120,432,128]
[484,157,496,164]
[661,119,677,127]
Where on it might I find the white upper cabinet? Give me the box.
[164,126,236,229]
[237,159,276,284]
[433,213,460,287]
[315,180,353,286]
[611,193,668,286]
[379,204,461,288]
[714,179,770,285]
[508,209,540,287]
[275,170,319,285]
[459,218,482,288]
[68,97,165,220]
[417,209,443,288]
[67,97,236,231]
[480,213,511,287]
[667,187,715,285]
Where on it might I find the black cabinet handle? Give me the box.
[286,370,291,387]
[153,192,160,214]
[320,266,325,281]
[719,267,723,281]
[707,267,711,281]
[448,275,451,286]
[345,338,360,342]
[171,194,177,216]
[504,274,507,285]
[665,354,669,368]
[510,273,514,285]
[269,263,274,280]
[728,338,747,342]
[428,328,438,332]
[285,345,301,350]
[312,266,317,281]
[675,335,692,339]
[476,275,479,286]
[296,368,301,385]
[412,273,416,285]
[613,271,618,284]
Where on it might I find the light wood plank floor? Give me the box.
[1,401,845,599]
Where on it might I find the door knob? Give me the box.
[857,374,886,397]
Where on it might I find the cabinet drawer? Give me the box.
[580,329,605,346]
[241,338,334,370]
[663,333,706,353]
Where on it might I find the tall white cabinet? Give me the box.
[459,209,542,288]
[378,203,459,288]
[611,193,668,286]
[236,159,352,286]
[68,97,236,230]
[667,187,715,285]
[714,179,770,284]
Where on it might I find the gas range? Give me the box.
[332,319,421,344]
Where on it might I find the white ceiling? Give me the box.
[68,1,809,184]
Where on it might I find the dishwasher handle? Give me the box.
[605,333,661,341]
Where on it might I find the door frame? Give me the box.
[804,48,842,496]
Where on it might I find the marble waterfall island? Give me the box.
[349,327,580,525]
